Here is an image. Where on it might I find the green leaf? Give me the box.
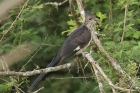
[133,31,140,39]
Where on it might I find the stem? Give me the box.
[121,0,129,43]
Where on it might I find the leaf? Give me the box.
[67,19,76,26]
[138,41,140,46]
[133,31,140,39]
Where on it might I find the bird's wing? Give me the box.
[55,25,91,63]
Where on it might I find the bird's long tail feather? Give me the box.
[27,73,46,92]
[27,57,60,92]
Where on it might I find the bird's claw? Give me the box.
[81,52,89,59]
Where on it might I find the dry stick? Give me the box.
[1,52,20,93]
[51,76,94,79]
[91,25,140,91]
[0,63,74,76]
[14,85,25,93]
[42,0,68,6]
[32,87,44,93]
[121,0,128,43]
[92,64,106,93]
[69,0,81,27]
[89,46,106,93]
[76,0,126,77]
[76,0,108,92]
[75,0,138,92]
[78,58,88,82]
[85,53,130,93]
[0,0,68,42]
[91,28,126,74]
[109,0,112,20]
[20,36,47,71]
[0,0,30,42]
[76,0,85,21]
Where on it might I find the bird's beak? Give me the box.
[95,18,99,21]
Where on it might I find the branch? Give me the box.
[84,53,131,93]
[76,0,139,92]
[42,0,68,6]
[0,0,68,42]
[0,0,25,20]
[92,63,106,93]
[121,0,129,43]
[92,28,126,74]
[76,0,85,21]
[32,87,44,93]
[0,63,75,76]
[69,0,82,27]
[0,43,32,70]
[91,17,139,91]
[0,0,29,42]
[76,0,125,76]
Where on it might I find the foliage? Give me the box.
[0,0,140,93]
[0,81,15,92]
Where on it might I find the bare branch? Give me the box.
[0,63,74,76]
[76,0,85,21]
[76,0,140,92]
[0,0,29,42]
[121,0,129,43]
[42,0,68,6]
[0,0,68,42]
[76,0,125,76]
[0,43,32,70]
[84,52,131,92]
[51,76,94,79]
[69,0,82,27]
[92,64,106,93]
[32,87,44,93]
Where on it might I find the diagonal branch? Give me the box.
[84,53,131,93]
[75,0,139,92]
[0,0,30,42]
[92,62,106,93]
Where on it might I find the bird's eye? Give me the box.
[89,18,92,20]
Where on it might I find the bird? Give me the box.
[27,11,98,92]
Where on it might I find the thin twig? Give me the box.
[84,53,131,93]
[109,0,112,21]
[20,36,47,71]
[69,0,81,27]
[32,87,44,93]
[0,0,68,42]
[51,76,94,79]
[42,0,68,6]
[92,64,106,93]
[79,59,88,84]
[121,0,129,43]
[14,85,25,93]
[0,0,30,42]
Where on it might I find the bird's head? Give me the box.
[84,11,98,28]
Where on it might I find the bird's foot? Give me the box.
[81,52,89,59]
[82,52,90,69]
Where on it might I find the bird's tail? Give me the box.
[27,57,60,92]
[27,73,46,92]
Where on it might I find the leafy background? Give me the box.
[0,0,140,93]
